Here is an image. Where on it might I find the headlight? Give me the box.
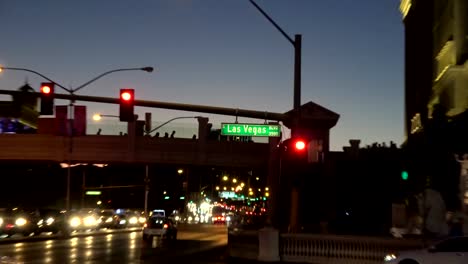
[70,217,81,227]
[15,218,27,226]
[119,219,126,225]
[129,217,138,224]
[105,217,113,223]
[384,253,398,262]
[226,216,231,221]
[46,217,55,225]
[83,216,97,226]
[0,217,3,226]
[138,217,146,224]
[175,216,180,221]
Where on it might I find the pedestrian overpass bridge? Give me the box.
[0,134,270,168]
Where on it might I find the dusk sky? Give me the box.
[0,0,404,150]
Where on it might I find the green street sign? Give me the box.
[221,123,281,137]
[85,191,101,196]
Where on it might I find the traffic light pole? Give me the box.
[249,0,302,235]
[0,67,153,212]
[0,90,288,122]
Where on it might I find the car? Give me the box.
[142,216,177,241]
[384,236,468,263]
[97,209,119,229]
[0,208,40,237]
[36,208,68,235]
[212,214,226,225]
[67,209,99,232]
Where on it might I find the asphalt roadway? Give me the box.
[0,224,240,264]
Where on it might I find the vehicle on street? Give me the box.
[142,216,177,241]
[97,209,119,229]
[383,236,468,263]
[0,208,39,237]
[212,214,226,225]
[68,209,99,232]
[36,208,68,235]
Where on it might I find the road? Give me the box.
[0,224,229,264]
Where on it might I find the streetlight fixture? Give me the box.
[0,66,154,211]
[92,113,119,121]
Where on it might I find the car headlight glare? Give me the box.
[15,218,27,226]
[138,217,146,223]
[46,217,55,225]
[70,217,81,227]
[84,216,97,226]
[0,217,3,226]
[129,217,138,224]
[384,253,397,261]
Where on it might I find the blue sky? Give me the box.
[0,0,404,150]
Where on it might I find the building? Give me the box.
[0,83,38,133]
[400,0,468,212]
[400,0,468,137]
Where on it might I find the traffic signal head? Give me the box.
[294,139,306,151]
[401,170,409,181]
[119,88,135,121]
[40,82,55,115]
[283,137,308,159]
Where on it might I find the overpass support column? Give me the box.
[197,117,209,163]
[258,125,281,262]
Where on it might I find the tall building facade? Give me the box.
[400,0,468,137]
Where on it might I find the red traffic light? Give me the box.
[41,85,52,94]
[120,91,133,101]
[119,88,135,121]
[295,140,306,151]
[39,82,55,115]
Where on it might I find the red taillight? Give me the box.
[6,224,14,229]
[163,224,168,229]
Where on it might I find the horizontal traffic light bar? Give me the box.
[0,89,287,121]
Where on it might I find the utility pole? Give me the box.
[249,0,302,233]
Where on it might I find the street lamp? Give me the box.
[0,66,154,211]
[92,113,119,121]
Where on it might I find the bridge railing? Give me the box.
[228,228,424,263]
[280,233,422,264]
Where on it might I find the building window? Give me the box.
[410,113,423,134]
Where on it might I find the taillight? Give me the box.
[143,223,147,228]
[163,224,168,229]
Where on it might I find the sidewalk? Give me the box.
[182,245,268,264]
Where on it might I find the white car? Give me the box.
[142,217,177,241]
[384,236,468,264]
